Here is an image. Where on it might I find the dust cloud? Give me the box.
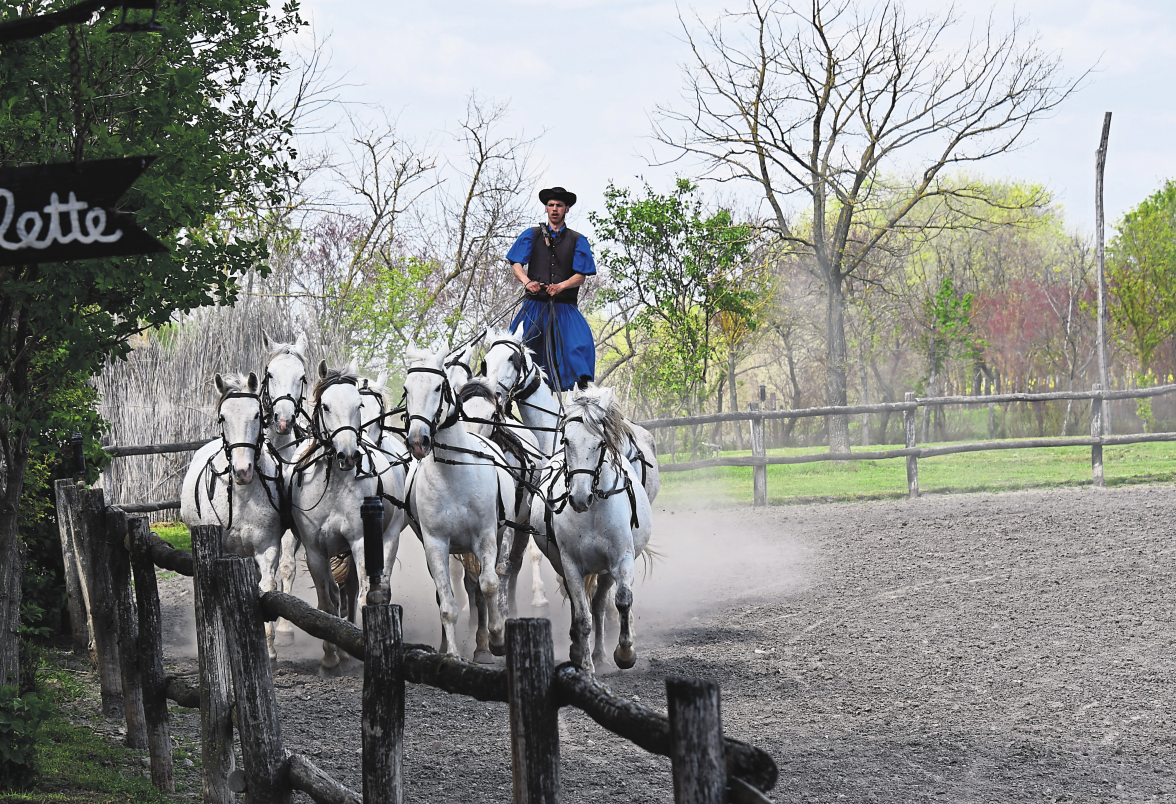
[159,505,810,666]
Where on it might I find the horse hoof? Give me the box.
[473,649,495,665]
[532,596,550,610]
[613,646,636,670]
[274,631,295,647]
[495,562,511,577]
[319,661,343,678]
[489,640,506,657]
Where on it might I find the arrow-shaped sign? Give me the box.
[0,156,167,266]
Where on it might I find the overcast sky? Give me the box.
[295,0,1176,239]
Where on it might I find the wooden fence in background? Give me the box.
[54,478,778,803]
[636,383,1176,505]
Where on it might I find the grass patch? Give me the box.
[152,521,189,553]
[656,439,1176,507]
[1,652,172,803]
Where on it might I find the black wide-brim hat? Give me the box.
[538,186,577,207]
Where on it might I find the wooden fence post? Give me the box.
[190,524,235,804]
[904,392,919,499]
[666,677,725,804]
[129,516,175,792]
[53,478,90,656]
[363,603,404,804]
[56,482,123,717]
[506,618,559,804]
[749,403,767,506]
[1091,383,1105,488]
[215,556,292,804]
[105,507,147,748]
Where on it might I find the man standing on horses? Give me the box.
[506,186,596,391]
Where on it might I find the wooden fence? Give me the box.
[635,383,1176,505]
[54,477,778,803]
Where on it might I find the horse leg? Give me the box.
[504,528,530,618]
[561,561,594,673]
[591,573,616,670]
[305,550,343,676]
[253,542,281,662]
[528,539,549,609]
[463,561,479,634]
[275,529,299,645]
[613,554,637,670]
[472,585,493,664]
[421,536,460,656]
[475,531,506,656]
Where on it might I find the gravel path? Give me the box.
[155,484,1176,802]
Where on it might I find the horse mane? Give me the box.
[311,365,358,409]
[216,373,253,411]
[566,387,633,457]
[459,376,498,407]
[405,345,445,366]
[359,376,389,407]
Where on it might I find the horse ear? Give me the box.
[511,321,526,341]
[294,332,308,356]
[247,371,260,394]
[214,373,226,395]
[318,359,328,379]
[376,370,388,388]
[346,357,359,376]
[451,370,467,395]
[477,360,486,377]
[262,331,273,352]
[598,386,613,409]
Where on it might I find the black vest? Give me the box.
[527,225,582,305]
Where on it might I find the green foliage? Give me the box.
[0,686,51,790]
[0,0,305,685]
[152,521,191,553]
[922,276,976,377]
[590,179,759,412]
[1108,180,1176,373]
[344,255,436,369]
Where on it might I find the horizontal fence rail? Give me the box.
[638,382,1176,504]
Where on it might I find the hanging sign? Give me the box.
[0,156,167,266]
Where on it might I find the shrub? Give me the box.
[0,685,51,790]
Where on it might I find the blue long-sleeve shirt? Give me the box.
[506,225,597,275]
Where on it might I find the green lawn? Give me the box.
[151,521,189,553]
[656,440,1176,508]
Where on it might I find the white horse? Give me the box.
[288,360,405,675]
[530,386,653,674]
[259,333,311,646]
[180,373,285,659]
[403,345,517,662]
[483,323,661,503]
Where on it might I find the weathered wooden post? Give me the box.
[56,481,123,717]
[904,392,919,499]
[361,496,404,804]
[1091,383,1105,488]
[506,618,559,804]
[53,477,90,656]
[129,516,174,792]
[666,677,725,804]
[215,556,292,804]
[105,507,147,748]
[190,524,235,804]
[749,403,767,506]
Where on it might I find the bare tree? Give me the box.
[654,0,1083,452]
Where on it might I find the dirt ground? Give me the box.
[151,483,1176,803]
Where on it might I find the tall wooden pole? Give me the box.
[1095,111,1112,434]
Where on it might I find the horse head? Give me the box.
[563,385,630,513]
[262,332,309,436]
[214,372,263,485]
[404,344,454,460]
[359,370,389,449]
[483,323,532,407]
[312,358,362,471]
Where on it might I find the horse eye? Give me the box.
[254,412,260,420]
[323,405,330,412]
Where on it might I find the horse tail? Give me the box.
[638,543,660,580]
[331,553,353,586]
[458,551,481,577]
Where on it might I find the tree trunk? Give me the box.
[0,392,31,690]
[728,349,743,450]
[824,278,850,454]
